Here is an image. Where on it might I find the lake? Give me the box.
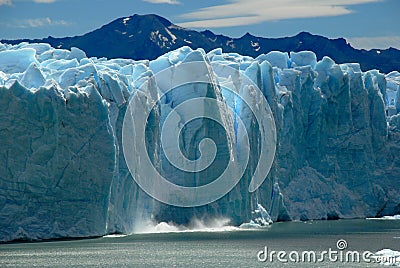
[1,219,399,267]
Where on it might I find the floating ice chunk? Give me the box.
[367,214,400,220]
[239,221,267,229]
[382,214,400,219]
[252,204,273,226]
[103,234,128,238]
[239,204,272,229]
[373,249,400,266]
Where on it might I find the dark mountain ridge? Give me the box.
[3,14,399,73]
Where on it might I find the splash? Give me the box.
[133,217,240,234]
[239,204,273,229]
[103,234,128,238]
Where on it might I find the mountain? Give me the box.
[3,14,400,73]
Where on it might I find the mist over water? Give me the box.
[133,217,241,234]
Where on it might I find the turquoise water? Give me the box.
[0,219,399,267]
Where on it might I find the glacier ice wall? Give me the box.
[0,43,399,242]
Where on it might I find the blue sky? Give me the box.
[0,0,399,50]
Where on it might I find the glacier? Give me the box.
[0,42,399,242]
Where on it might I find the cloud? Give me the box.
[0,0,58,5]
[33,0,57,3]
[347,36,400,50]
[12,17,70,28]
[178,0,382,28]
[142,0,180,4]
[0,0,12,6]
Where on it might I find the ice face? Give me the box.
[0,48,38,73]
[0,43,399,242]
[290,51,317,69]
[260,51,289,69]
[386,71,400,113]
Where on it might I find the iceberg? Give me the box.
[0,42,399,242]
[373,249,400,267]
[367,214,400,220]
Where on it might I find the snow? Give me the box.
[250,41,260,51]
[150,29,177,47]
[0,42,399,242]
[165,27,177,43]
[123,17,130,25]
[226,39,235,48]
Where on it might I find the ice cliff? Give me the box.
[0,42,399,242]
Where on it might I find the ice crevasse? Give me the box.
[0,42,399,242]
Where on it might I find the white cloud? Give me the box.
[178,0,382,28]
[142,0,180,4]
[13,17,70,28]
[0,0,58,5]
[347,36,400,50]
[0,0,12,6]
[33,0,57,3]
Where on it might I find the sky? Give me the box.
[0,0,399,50]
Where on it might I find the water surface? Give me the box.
[1,219,399,267]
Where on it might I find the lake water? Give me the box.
[0,219,399,267]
